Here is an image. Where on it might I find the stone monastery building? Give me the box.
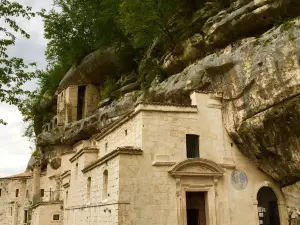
[0,84,291,225]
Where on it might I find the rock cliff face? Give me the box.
[154,19,300,186]
[37,0,300,189]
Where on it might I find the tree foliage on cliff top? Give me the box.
[0,0,36,125]
[21,0,205,139]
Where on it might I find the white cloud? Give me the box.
[0,0,53,177]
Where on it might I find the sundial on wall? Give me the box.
[231,169,248,190]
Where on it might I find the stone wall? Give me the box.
[64,153,120,225]
[95,113,143,158]
[0,177,32,225]
[31,202,63,225]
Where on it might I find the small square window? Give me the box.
[53,214,60,221]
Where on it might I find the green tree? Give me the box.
[0,0,36,124]
[119,0,183,49]
[41,0,128,66]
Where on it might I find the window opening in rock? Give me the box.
[15,189,19,197]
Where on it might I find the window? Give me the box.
[26,190,29,198]
[125,129,128,136]
[15,189,19,197]
[186,134,199,158]
[10,207,12,216]
[40,189,44,197]
[87,177,91,201]
[103,170,108,200]
[105,142,108,152]
[65,191,68,205]
[0,188,2,197]
[77,86,86,120]
[53,214,60,221]
[24,210,28,223]
[75,163,78,177]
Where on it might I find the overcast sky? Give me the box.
[0,0,53,177]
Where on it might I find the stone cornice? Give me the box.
[32,200,63,209]
[61,170,71,179]
[82,147,142,173]
[69,147,99,163]
[63,182,70,188]
[93,103,197,141]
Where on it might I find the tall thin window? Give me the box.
[10,207,12,216]
[77,86,86,120]
[87,177,91,202]
[26,190,29,198]
[186,134,199,158]
[65,191,68,205]
[0,189,2,197]
[75,163,78,178]
[15,189,19,197]
[103,170,108,200]
[40,189,44,197]
[24,210,28,223]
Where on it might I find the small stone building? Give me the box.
[56,84,99,126]
[0,92,293,225]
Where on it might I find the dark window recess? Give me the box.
[53,214,60,221]
[77,86,86,121]
[0,188,2,197]
[24,210,28,223]
[186,134,199,158]
[15,189,19,197]
[40,189,44,197]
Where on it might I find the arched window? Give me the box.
[102,170,108,200]
[87,177,91,202]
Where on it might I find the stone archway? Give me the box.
[169,158,225,225]
[253,182,287,225]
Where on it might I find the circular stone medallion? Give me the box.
[231,170,248,190]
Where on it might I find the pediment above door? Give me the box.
[168,158,224,178]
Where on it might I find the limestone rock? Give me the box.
[49,157,62,170]
[57,47,118,93]
[37,130,63,146]
[152,18,300,185]
[163,34,205,75]
[112,82,140,97]
[203,0,300,47]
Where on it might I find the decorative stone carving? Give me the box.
[168,158,224,177]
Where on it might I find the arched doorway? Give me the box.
[257,187,281,225]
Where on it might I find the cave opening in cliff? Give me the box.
[186,192,206,225]
[257,187,280,225]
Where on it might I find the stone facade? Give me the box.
[0,92,295,225]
